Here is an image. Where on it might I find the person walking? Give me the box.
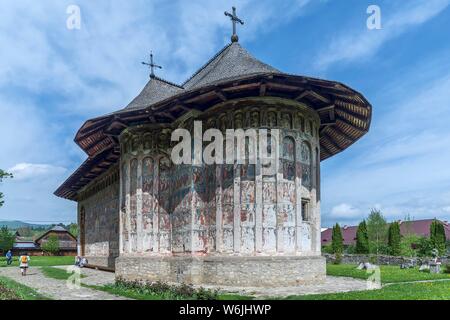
[19,253,30,276]
[5,250,13,265]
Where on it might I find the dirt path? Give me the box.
[0,266,130,300]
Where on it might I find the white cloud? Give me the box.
[8,163,66,181]
[315,0,450,70]
[330,203,361,218]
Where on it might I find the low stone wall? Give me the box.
[116,255,326,287]
[323,253,450,265]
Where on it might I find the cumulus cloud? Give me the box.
[330,203,361,218]
[8,163,66,181]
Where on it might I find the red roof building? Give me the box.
[321,219,450,246]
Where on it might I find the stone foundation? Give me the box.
[115,255,326,286]
[85,256,117,269]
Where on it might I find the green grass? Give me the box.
[326,264,450,283]
[285,281,450,300]
[0,256,74,268]
[40,266,86,281]
[89,283,253,300]
[0,276,49,300]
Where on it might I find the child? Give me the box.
[19,253,30,276]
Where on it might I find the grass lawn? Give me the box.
[90,283,253,300]
[0,256,74,268]
[0,276,49,300]
[285,280,450,300]
[326,264,450,283]
[40,266,86,281]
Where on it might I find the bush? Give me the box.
[400,234,420,257]
[41,235,60,255]
[322,245,333,254]
[114,278,219,300]
[444,264,450,274]
[417,237,433,257]
[333,252,342,265]
[369,255,377,264]
[345,245,356,254]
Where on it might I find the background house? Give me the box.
[321,219,450,247]
[12,226,77,256]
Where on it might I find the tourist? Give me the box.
[75,255,81,267]
[19,253,30,276]
[5,250,13,265]
[80,257,88,268]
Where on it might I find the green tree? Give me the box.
[0,170,13,208]
[400,234,421,257]
[41,235,60,256]
[16,227,33,238]
[331,223,344,254]
[417,237,433,257]
[355,220,369,254]
[430,219,446,256]
[388,221,402,256]
[0,226,15,253]
[68,223,79,237]
[367,209,388,255]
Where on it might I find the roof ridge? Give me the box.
[152,75,185,89]
[181,42,233,86]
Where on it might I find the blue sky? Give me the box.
[1,0,450,227]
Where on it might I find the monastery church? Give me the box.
[55,8,371,286]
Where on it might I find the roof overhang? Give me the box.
[56,72,371,200]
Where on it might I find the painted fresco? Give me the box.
[142,157,154,252]
[158,157,171,252]
[129,158,138,251]
[301,142,312,189]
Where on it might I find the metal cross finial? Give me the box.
[224,6,244,43]
[142,51,162,78]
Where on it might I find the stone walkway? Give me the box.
[199,276,371,298]
[1,266,372,300]
[0,267,130,300]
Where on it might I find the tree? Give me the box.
[366,209,388,255]
[355,220,369,254]
[0,226,15,253]
[68,223,79,238]
[16,227,33,238]
[388,221,402,256]
[400,234,421,257]
[0,170,13,208]
[331,223,344,254]
[430,219,446,256]
[41,235,60,255]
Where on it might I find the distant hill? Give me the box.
[0,220,51,230]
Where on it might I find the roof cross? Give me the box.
[224,6,244,43]
[142,52,162,78]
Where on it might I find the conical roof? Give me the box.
[124,76,184,111]
[183,42,280,90]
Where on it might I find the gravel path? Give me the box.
[0,266,130,300]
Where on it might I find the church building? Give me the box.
[55,8,371,286]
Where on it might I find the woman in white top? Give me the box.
[19,253,30,276]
